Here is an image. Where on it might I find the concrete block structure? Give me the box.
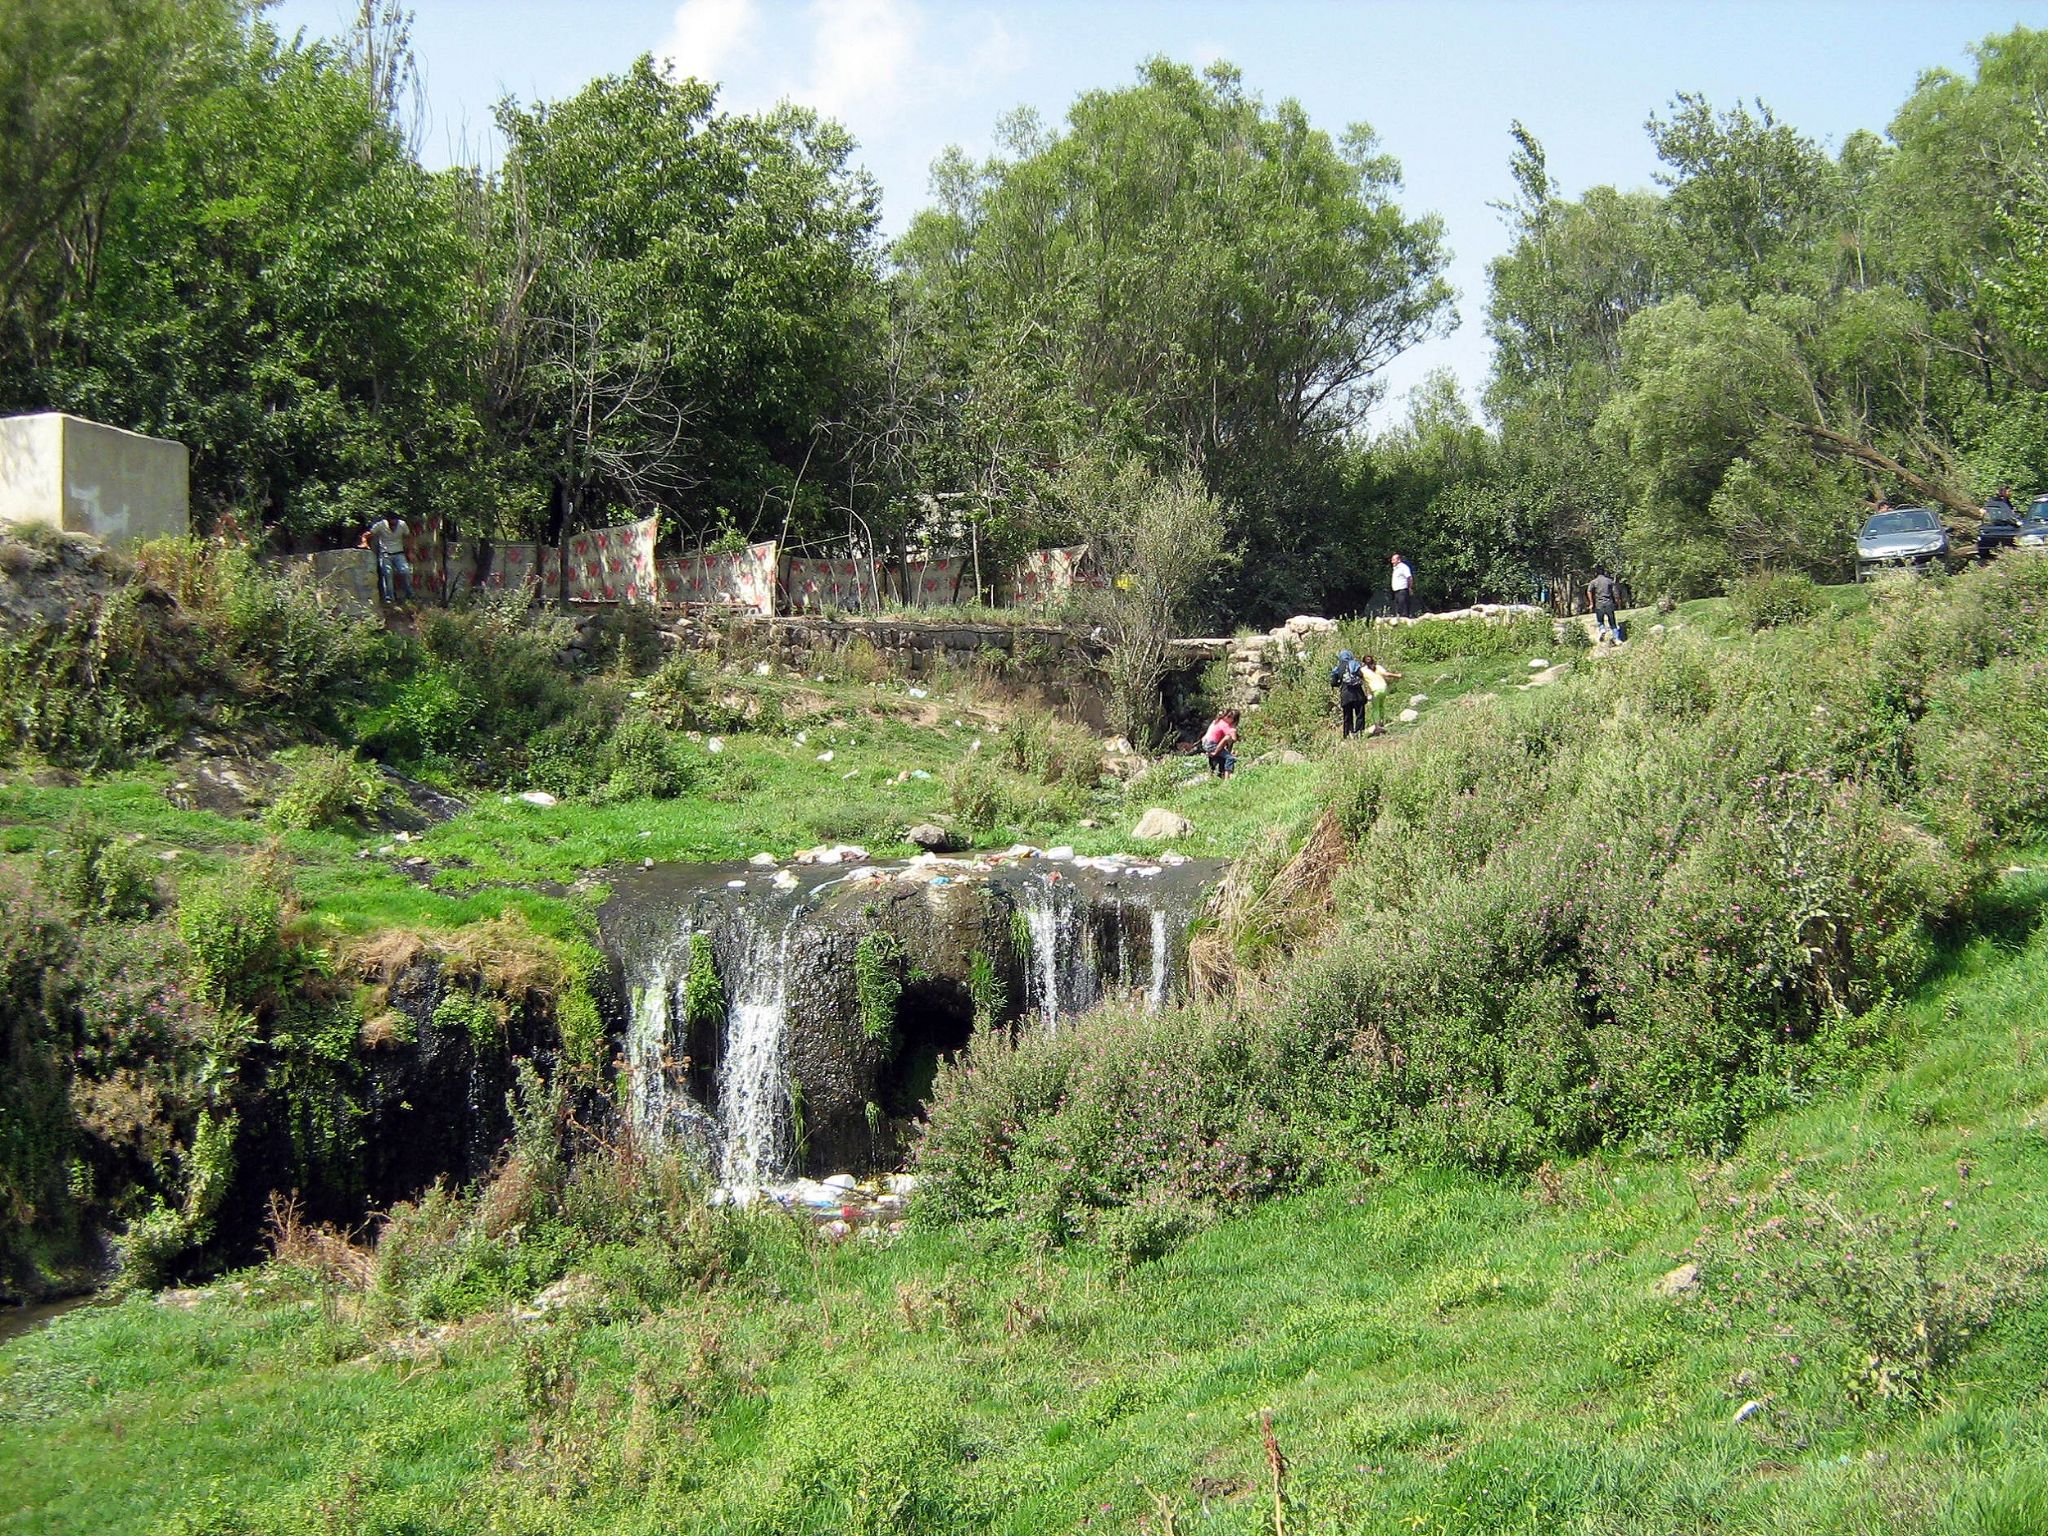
[0,412,190,549]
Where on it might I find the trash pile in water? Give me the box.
[712,1172,919,1244]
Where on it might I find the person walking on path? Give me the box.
[1587,568,1621,643]
[1362,654,1401,734]
[1330,649,1369,738]
[362,513,413,606]
[1389,553,1414,618]
[1201,708,1240,778]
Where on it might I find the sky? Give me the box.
[274,0,2044,424]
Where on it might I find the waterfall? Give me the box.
[715,911,802,1189]
[600,852,1225,1179]
[1147,907,1170,1011]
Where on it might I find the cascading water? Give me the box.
[714,912,801,1188]
[600,850,1224,1179]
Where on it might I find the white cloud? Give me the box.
[800,0,919,121]
[660,0,762,84]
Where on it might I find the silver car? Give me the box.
[1856,507,1949,579]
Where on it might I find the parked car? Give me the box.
[1976,494,2028,559]
[2018,495,2048,550]
[1856,506,1949,579]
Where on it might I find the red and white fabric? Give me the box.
[1007,545,1099,606]
[781,555,878,613]
[564,515,660,604]
[655,540,777,615]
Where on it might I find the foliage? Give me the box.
[265,747,386,832]
[854,928,907,1045]
[1063,457,1231,745]
[43,811,157,921]
[682,933,724,1037]
[1728,568,1825,631]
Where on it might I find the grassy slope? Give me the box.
[8,860,2039,1531]
[22,584,2048,1534]
[4,855,2043,1534]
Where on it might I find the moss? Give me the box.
[432,989,504,1053]
[967,950,1005,1032]
[854,928,906,1045]
[683,932,725,1035]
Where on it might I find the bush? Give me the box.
[1730,568,1824,631]
[177,867,288,1012]
[921,567,2048,1225]
[44,812,157,921]
[1380,611,1557,664]
[597,714,694,801]
[1000,711,1100,790]
[266,746,387,831]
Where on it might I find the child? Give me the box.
[1362,655,1401,734]
[1202,708,1240,778]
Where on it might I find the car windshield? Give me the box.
[2030,497,2048,522]
[1864,510,1939,536]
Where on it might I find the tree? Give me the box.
[0,0,239,367]
[897,58,1451,619]
[1063,457,1229,746]
[490,59,884,543]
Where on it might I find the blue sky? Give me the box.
[274,0,2042,423]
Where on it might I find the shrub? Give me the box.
[1730,568,1824,631]
[597,714,694,802]
[44,812,157,921]
[177,867,288,1012]
[1380,611,1557,665]
[266,746,387,831]
[1000,711,1100,790]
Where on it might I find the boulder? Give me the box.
[1653,1262,1701,1298]
[518,790,558,808]
[1397,708,1420,723]
[1132,808,1193,841]
[903,821,964,853]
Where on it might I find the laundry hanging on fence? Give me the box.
[564,515,660,603]
[1007,545,1099,606]
[656,540,777,615]
[781,555,877,613]
[899,554,970,608]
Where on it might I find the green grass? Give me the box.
[7,858,2046,1534]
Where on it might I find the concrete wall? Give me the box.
[0,413,189,549]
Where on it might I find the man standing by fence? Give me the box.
[361,513,412,607]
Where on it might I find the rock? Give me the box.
[1527,658,1551,670]
[823,1173,859,1191]
[1080,818,1101,829]
[705,737,724,754]
[1521,664,1571,689]
[885,1173,919,1196]
[749,852,777,867]
[816,749,835,763]
[1397,708,1420,723]
[1654,1262,1701,1298]
[1274,749,1308,765]
[1045,845,1075,861]
[904,822,963,853]
[1408,694,1429,707]
[771,870,799,892]
[819,1219,853,1242]
[1132,808,1193,841]
[755,661,773,676]
[1101,735,1135,755]
[1650,623,1667,636]
[518,790,558,808]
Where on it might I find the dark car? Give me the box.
[1976,494,2028,559]
[2017,495,2048,552]
[1856,506,1950,579]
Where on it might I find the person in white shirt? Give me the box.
[361,515,413,606]
[1389,552,1414,618]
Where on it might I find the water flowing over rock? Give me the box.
[600,850,1221,1186]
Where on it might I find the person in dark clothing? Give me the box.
[1330,649,1369,738]
[1587,568,1621,643]
[1985,485,2018,523]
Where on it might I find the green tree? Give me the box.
[897,58,1451,619]
[490,58,884,543]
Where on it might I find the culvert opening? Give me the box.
[879,977,976,1118]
